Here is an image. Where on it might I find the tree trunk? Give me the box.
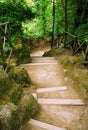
[64,0,68,47]
[51,0,55,48]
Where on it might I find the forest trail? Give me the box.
[21,48,87,130]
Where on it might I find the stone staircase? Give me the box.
[21,56,87,130]
[32,57,58,63]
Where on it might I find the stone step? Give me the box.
[32,58,57,63]
[32,57,56,59]
[36,86,67,93]
[28,119,66,130]
[38,99,84,105]
[24,62,58,66]
[32,60,58,63]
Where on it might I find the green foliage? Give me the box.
[23,0,87,39]
[0,0,88,43]
[85,36,88,43]
[0,0,34,35]
[73,0,88,35]
[22,19,43,38]
[22,0,53,38]
[75,24,88,35]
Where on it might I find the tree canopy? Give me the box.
[0,0,34,35]
[0,0,88,41]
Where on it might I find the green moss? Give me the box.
[13,42,32,65]
[59,56,74,71]
[43,48,65,57]
[11,94,38,130]
[0,102,17,130]
[7,84,23,104]
[0,69,23,104]
[0,94,38,130]
[59,55,84,69]
[0,73,15,98]
[59,54,88,101]
[71,69,88,90]
[0,69,4,74]
[43,48,57,57]
[8,67,32,87]
[0,66,38,130]
[18,93,38,117]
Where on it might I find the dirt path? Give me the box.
[21,48,87,130]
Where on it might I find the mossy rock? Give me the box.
[14,43,23,50]
[59,55,84,69]
[6,84,22,104]
[0,94,38,130]
[43,48,65,57]
[0,69,4,74]
[19,93,38,117]
[60,56,88,101]
[0,69,23,104]
[0,102,17,130]
[13,42,31,65]
[71,69,88,90]
[1,84,22,105]
[59,54,88,101]
[11,93,38,130]
[59,55,74,70]
[8,67,32,87]
[69,68,88,102]
[0,73,16,99]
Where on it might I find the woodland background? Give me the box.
[0,0,88,42]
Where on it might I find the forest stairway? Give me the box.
[21,54,87,130]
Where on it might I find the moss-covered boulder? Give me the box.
[0,102,17,130]
[0,71,22,104]
[59,55,84,69]
[70,69,88,100]
[13,38,32,65]
[0,68,38,130]
[43,48,65,57]
[11,93,38,130]
[59,55,88,102]
[8,67,32,87]
[0,94,38,130]
[0,69,4,75]
[7,84,22,104]
[19,93,38,118]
